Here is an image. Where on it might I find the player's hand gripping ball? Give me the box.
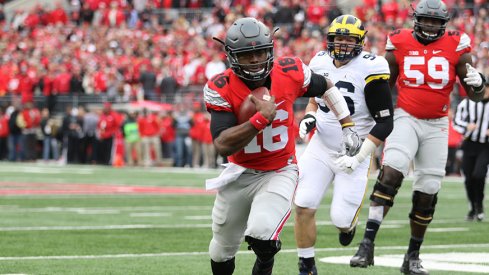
[238,87,272,124]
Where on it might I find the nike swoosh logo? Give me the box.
[275,100,285,107]
[256,120,262,125]
[433,50,442,54]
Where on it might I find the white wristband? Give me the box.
[322,86,350,120]
[355,138,377,163]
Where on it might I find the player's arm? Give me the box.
[335,78,394,173]
[210,95,276,157]
[364,78,394,145]
[302,72,353,126]
[384,51,399,89]
[302,71,360,154]
[457,53,486,102]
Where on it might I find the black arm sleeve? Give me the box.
[364,79,394,141]
[210,110,238,140]
[302,72,327,98]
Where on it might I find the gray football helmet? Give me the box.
[215,17,275,81]
[413,0,450,43]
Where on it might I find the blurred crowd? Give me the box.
[0,100,218,168]
[0,0,487,169]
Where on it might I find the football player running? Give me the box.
[348,0,486,274]
[204,17,360,275]
[294,15,394,275]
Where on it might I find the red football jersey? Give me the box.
[204,57,311,170]
[386,29,471,118]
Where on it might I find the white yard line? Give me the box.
[0,206,214,212]
[0,218,471,231]
[1,243,489,261]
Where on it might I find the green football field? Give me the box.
[0,162,488,275]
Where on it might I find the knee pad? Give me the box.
[415,175,441,194]
[245,236,281,262]
[409,191,438,226]
[370,167,403,207]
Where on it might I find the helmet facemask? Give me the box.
[326,15,367,62]
[226,44,274,81]
[414,16,448,42]
[327,34,364,62]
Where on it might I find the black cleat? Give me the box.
[476,212,485,222]
[339,226,356,246]
[350,238,374,268]
[465,210,475,221]
[400,250,429,274]
[298,258,317,275]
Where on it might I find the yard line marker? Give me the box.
[1,243,489,261]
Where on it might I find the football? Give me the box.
[238,87,271,124]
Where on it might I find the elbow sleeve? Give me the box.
[370,118,393,141]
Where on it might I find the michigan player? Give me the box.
[294,15,394,275]
[347,0,486,274]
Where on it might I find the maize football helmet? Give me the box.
[413,0,450,43]
[327,15,367,61]
[215,17,275,81]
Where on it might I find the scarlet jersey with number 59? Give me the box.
[203,57,311,170]
[386,29,471,119]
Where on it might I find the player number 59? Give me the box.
[403,56,449,89]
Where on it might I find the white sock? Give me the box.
[297,247,315,258]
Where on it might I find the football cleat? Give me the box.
[465,209,475,221]
[400,250,429,275]
[339,226,356,246]
[476,212,485,222]
[298,258,318,275]
[350,238,374,268]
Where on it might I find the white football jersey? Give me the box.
[308,51,390,152]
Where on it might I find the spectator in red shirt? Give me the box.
[201,112,215,168]
[19,102,41,161]
[138,108,161,166]
[53,65,72,95]
[39,66,57,113]
[381,0,399,26]
[306,1,327,27]
[96,102,119,165]
[48,3,68,25]
[189,102,206,168]
[102,1,125,27]
[16,63,36,104]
